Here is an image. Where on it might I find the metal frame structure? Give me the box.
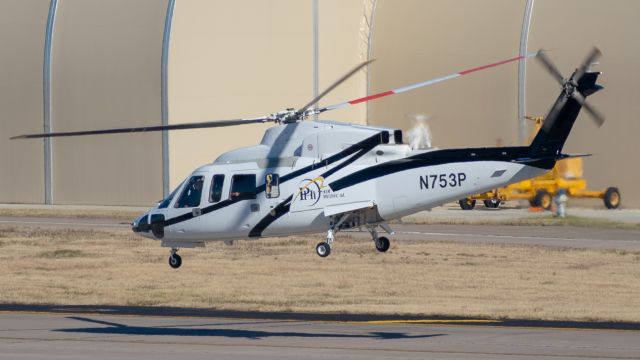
[518,0,536,145]
[162,0,176,197]
[43,0,58,204]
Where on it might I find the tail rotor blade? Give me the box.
[572,92,605,127]
[575,47,602,80]
[536,50,565,84]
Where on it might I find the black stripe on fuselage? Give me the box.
[329,146,553,192]
[247,132,385,237]
[162,132,386,229]
[248,195,293,238]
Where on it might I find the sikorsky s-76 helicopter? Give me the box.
[13,48,605,268]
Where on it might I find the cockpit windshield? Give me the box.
[157,179,185,209]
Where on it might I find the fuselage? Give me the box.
[132,121,548,247]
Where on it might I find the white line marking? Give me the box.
[397,231,630,244]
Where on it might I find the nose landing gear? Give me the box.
[169,248,182,269]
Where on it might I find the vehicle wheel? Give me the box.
[316,242,331,257]
[375,236,391,252]
[533,190,552,210]
[458,198,476,210]
[603,187,621,209]
[483,199,500,209]
[169,253,182,269]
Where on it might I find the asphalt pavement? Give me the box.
[1,311,638,360]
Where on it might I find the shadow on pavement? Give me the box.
[54,316,445,340]
[3,304,639,331]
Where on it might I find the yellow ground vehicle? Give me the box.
[458,117,621,211]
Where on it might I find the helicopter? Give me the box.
[13,48,605,269]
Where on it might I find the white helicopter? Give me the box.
[13,48,605,268]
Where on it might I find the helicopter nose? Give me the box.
[131,214,150,233]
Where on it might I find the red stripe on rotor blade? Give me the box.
[459,55,524,75]
[348,91,395,105]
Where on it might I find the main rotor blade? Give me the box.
[536,50,565,85]
[574,47,602,80]
[572,92,605,127]
[294,59,375,119]
[319,52,538,113]
[10,117,269,140]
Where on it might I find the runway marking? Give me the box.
[0,220,128,228]
[355,319,499,325]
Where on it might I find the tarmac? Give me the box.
[1,309,639,360]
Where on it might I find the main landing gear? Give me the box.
[315,217,394,258]
[368,226,390,253]
[169,248,182,269]
[315,228,333,257]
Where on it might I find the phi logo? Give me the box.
[295,177,325,206]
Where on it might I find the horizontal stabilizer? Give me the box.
[514,153,592,164]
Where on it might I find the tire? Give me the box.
[316,242,331,257]
[603,187,621,209]
[533,190,552,210]
[169,253,182,269]
[375,236,391,252]
[483,199,500,209]
[458,198,476,210]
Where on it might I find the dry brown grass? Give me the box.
[0,209,143,221]
[0,225,639,322]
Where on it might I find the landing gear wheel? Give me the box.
[316,242,331,257]
[169,253,182,269]
[483,199,500,209]
[533,190,552,210]
[458,198,476,210]
[375,236,390,252]
[603,187,621,209]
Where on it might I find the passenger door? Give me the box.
[224,172,262,237]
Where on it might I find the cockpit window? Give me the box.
[209,174,225,203]
[230,174,256,200]
[158,180,185,209]
[174,175,205,208]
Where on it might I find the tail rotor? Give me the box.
[536,47,605,128]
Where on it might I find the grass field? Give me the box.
[1,225,638,322]
[0,208,142,221]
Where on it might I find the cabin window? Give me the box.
[265,173,280,198]
[209,174,225,203]
[174,175,205,208]
[230,174,256,200]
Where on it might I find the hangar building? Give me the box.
[2,0,638,207]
